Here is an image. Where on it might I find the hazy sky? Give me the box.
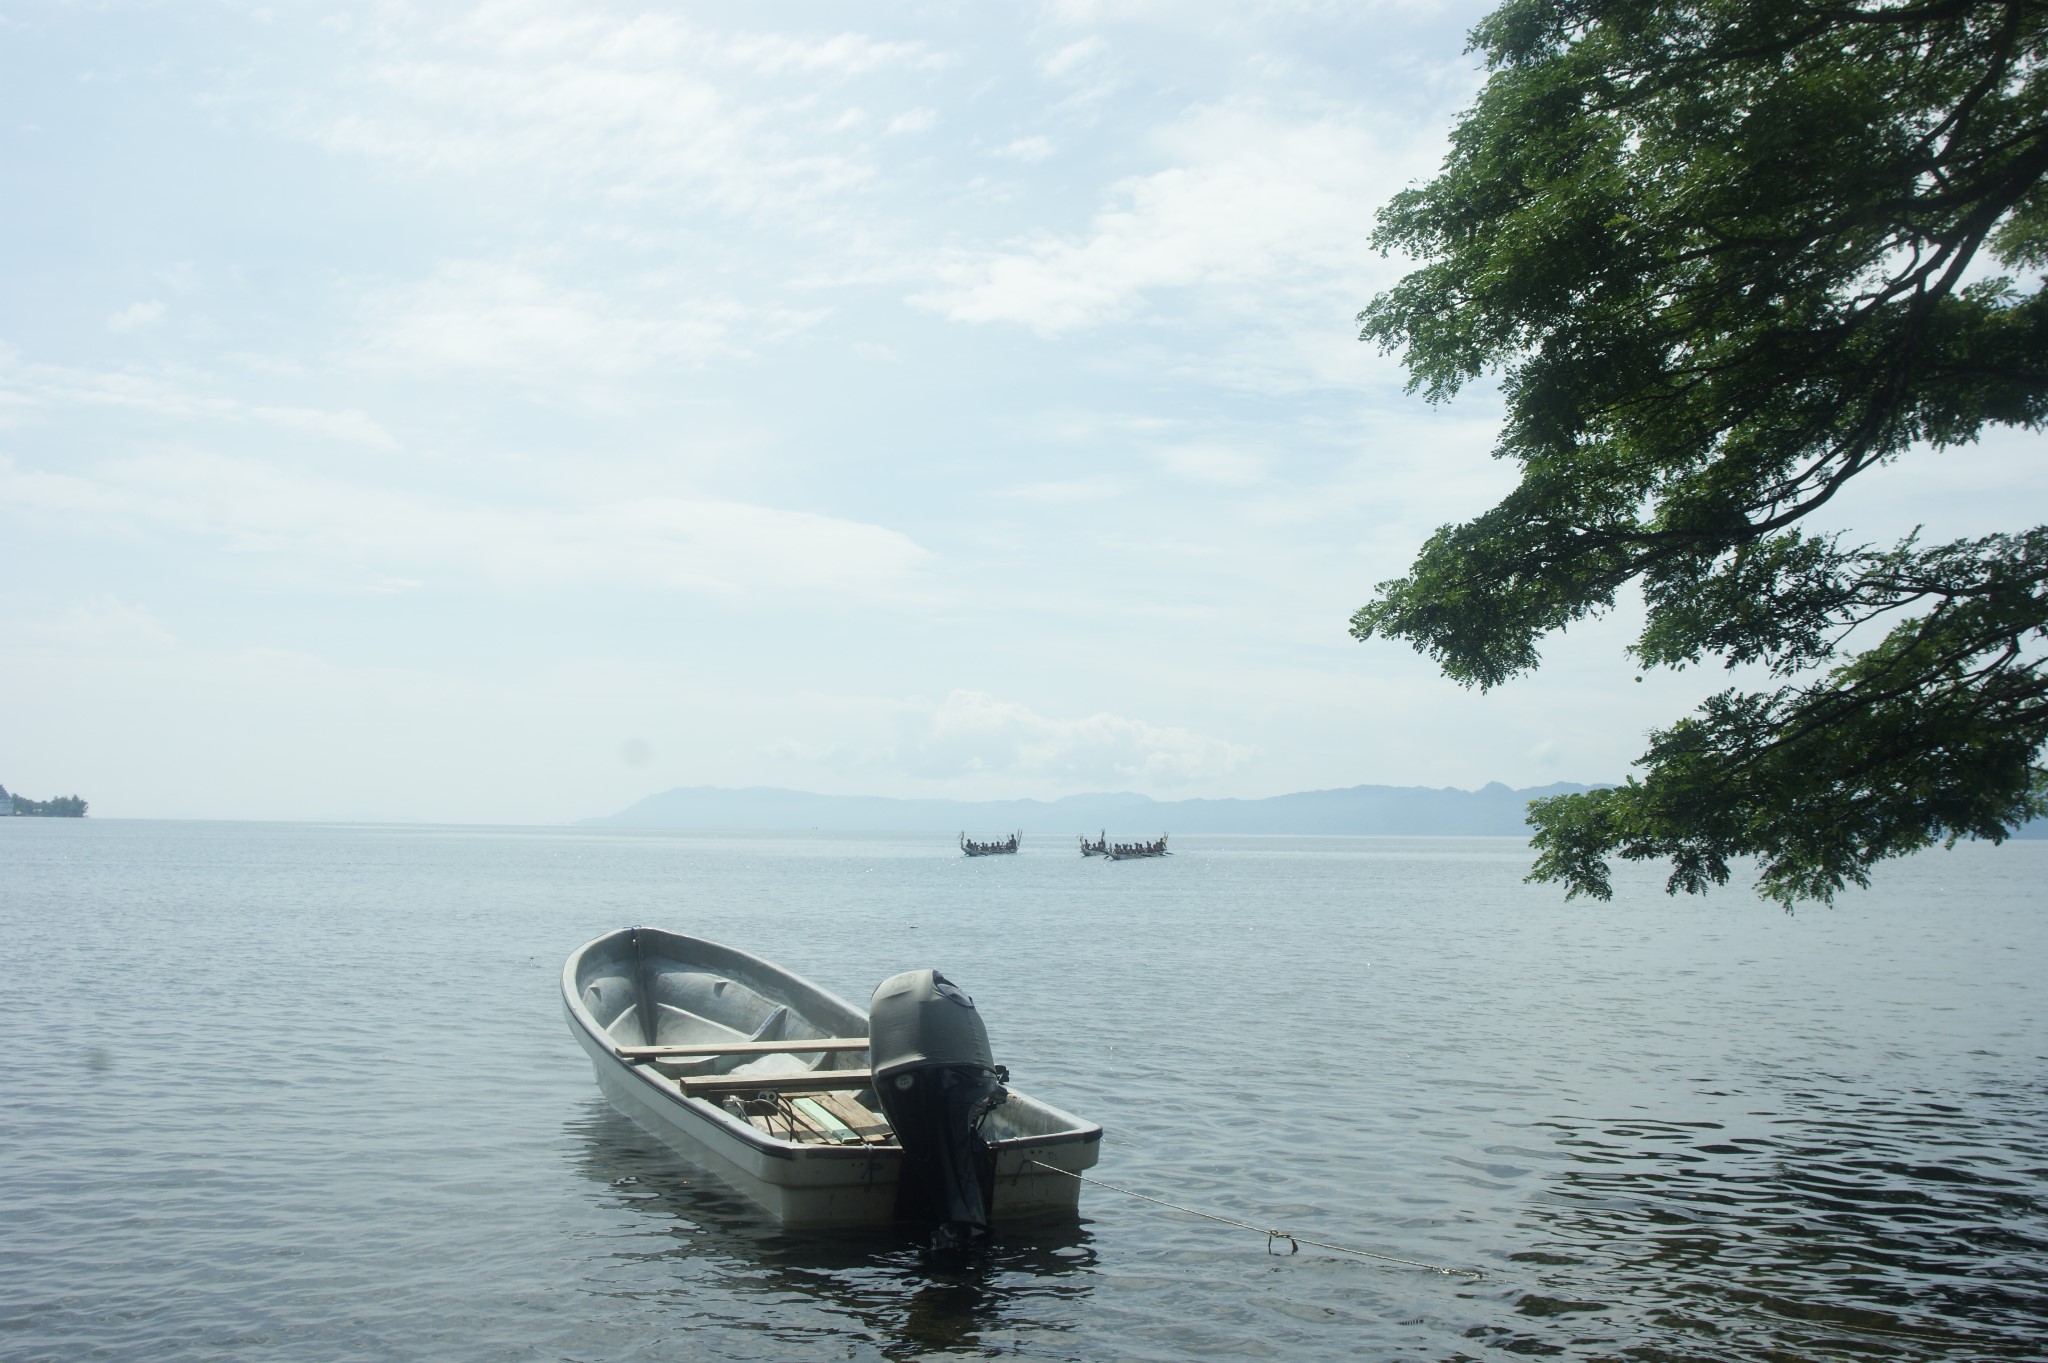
[3,1,2040,822]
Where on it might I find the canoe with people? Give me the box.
[959,831,1020,856]
[1102,834,1170,861]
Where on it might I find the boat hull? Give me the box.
[563,928,1101,1228]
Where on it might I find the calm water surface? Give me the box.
[2,821,2043,1360]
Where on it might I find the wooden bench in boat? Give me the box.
[737,1088,897,1137]
[613,1037,890,1138]
[783,1093,893,1145]
[678,1069,875,1098]
[615,1037,870,1061]
[711,1086,895,1146]
[805,1091,892,1142]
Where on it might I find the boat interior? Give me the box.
[573,937,884,1146]
[571,929,1072,1150]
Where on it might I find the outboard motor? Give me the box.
[869,969,1009,1250]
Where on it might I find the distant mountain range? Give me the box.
[581,782,1607,836]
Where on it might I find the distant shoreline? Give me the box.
[580,780,1602,837]
[2,790,87,818]
[6,815,2045,841]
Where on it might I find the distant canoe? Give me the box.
[1078,831,1106,856]
[1102,835,1169,861]
[960,831,1020,857]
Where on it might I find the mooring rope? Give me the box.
[1024,1159,1484,1278]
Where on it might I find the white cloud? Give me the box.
[1042,37,1106,78]
[761,736,832,762]
[1044,0,1444,27]
[0,453,931,600]
[995,135,1055,162]
[887,107,938,134]
[1,360,397,448]
[157,262,204,295]
[443,5,937,78]
[18,597,176,648]
[1234,410,1513,551]
[1153,443,1265,485]
[894,688,1254,786]
[1002,478,1123,502]
[107,300,166,332]
[912,100,1435,334]
[303,4,940,220]
[6,0,1707,819]
[717,31,937,76]
[355,260,823,378]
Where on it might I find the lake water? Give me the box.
[2,820,2043,1361]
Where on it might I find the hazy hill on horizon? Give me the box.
[581,781,1607,836]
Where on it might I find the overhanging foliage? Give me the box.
[1355,0,2048,905]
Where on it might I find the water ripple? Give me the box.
[2,821,2043,1361]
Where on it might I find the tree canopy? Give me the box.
[1355,0,2048,905]
[7,792,87,817]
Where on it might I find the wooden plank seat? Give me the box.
[728,1092,893,1146]
[615,1037,870,1061]
[680,1069,876,1098]
[805,1091,893,1143]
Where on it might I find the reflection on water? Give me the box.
[565,1103,1098,1360]
[1506,1082,2048,1359]
[7,823,2045,1361]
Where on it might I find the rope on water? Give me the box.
[1024,1159,1484,1278]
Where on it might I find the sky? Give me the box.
[2,0,2041,823]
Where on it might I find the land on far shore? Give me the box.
[583,781,1607,836]
[1,784,88,817]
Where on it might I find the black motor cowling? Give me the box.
[869,969,1008,1250]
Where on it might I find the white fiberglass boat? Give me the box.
[562,928,1101,1240]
